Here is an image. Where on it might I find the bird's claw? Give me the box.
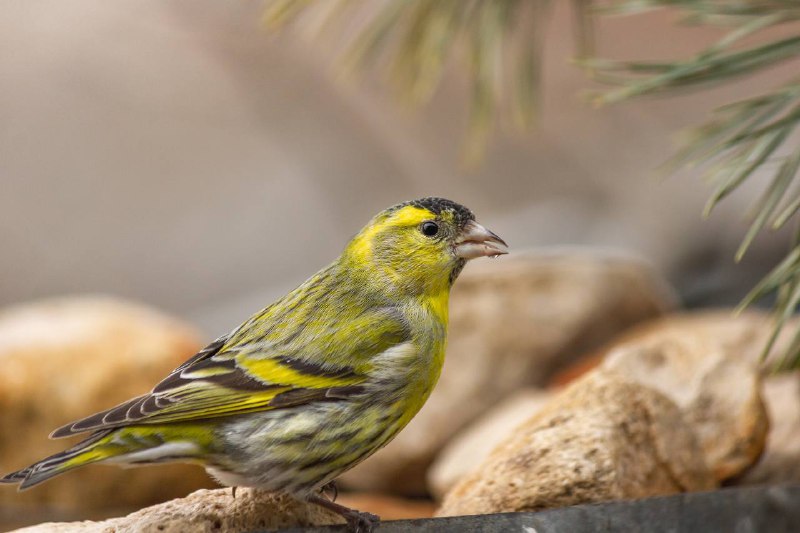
[344,510,380,533]
[308,493,380,533]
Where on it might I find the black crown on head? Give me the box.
[395,197,475,228]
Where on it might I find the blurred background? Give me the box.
[3,1,800,530]
[1,0,793,336]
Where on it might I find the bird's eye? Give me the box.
[421,221,439,237]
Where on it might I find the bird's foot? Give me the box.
[343,510,380,533]
[309,494,380,533]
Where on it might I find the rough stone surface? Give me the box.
[427,389,553,499]
[545,310,789,388]
[11,488,343,533]
[0,297,215,517]
[600,311,770,481]
[436,370,715,516]
[738,373,800,485]
[598,310,796,369]
[341,252,676,495]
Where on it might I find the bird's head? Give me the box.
[344,197,508,296]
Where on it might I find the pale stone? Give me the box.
[11,488,342,533]
[600,311,770,481]
[738,372,800,485]
[436,370,715,516]
[0,297,215,518]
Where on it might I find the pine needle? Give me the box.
[592,1,800,370]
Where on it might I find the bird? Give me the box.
[2,197,507,531]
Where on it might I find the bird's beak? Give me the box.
[455,220,509,259]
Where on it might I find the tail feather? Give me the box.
[2,430,113,490]
[2,426,206,490]
[0,469,27,483]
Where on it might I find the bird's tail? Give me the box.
[1,430,115,489]
[1,425,207,490]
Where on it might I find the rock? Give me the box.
[600,311,770,481]
[11,488,343,533]
[436,370,715,516]
[0,296,215,519]
[600,309,794,368]
[737,372,800,485]
[341,251,676,495]
[435,311,773,515]
[544,310,785,388]
[427,389,553,499]
[547,351,605,387]
[11,491,436,533]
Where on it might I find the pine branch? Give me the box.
[263,0,565,164]
[588,1,800,370]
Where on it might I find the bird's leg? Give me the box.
[321,479,338,502]
[231,486,237,499]
[308,494,380,533]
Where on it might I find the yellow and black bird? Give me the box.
[2,197,507,531]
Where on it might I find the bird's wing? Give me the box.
[51,307,410,438]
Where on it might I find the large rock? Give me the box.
[546,310,786,388]
[432,311,774,502]
[600,310,798,369]
[11,488,342,533]
[427,389,553,499]
[436,370,715,516]
[341,251,676,494]
[0,297,215,522]
[737,372,800,485]
[600,311,770,481]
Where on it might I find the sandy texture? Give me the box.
[12,488,343,533]
[601,312,770,481]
